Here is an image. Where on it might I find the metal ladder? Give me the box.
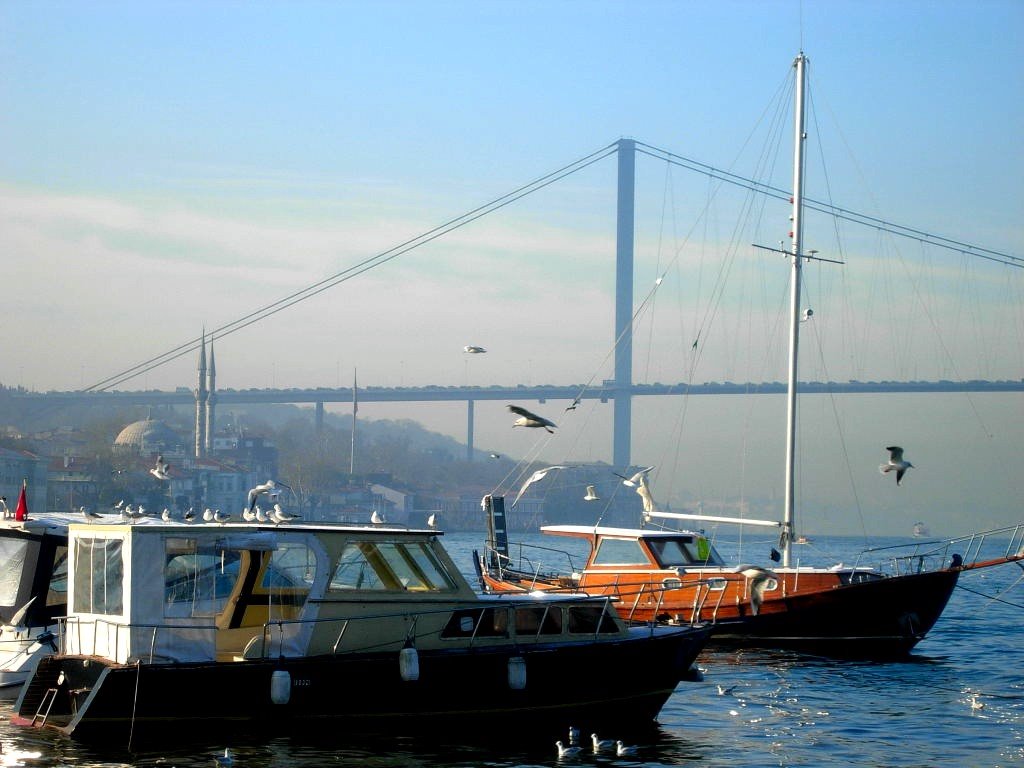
[31,688,58,727]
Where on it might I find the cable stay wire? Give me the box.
[85,143,619,392]
[634,141,1021,268]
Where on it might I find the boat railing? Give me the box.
[853,522,1024,575]
[53,593,642,664]
[486,542,582,587]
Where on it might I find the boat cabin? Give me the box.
[60,520,634,667]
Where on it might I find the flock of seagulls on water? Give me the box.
[556,727,638,759]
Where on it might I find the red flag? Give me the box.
[14,482,27,521]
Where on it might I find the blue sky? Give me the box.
[1,1,1021,534]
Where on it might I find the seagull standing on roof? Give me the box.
[150,455,170,481]
[81,506,102,522]
[427,513,438,529]
[879,446,914,486]
[507,404,557,434]
[512,465,569,508]
[247,480,291,512]
[270,504,299,525]
[371,509,385,525]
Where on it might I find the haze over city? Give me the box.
[1,1,1021,536]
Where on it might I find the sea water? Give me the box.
[1,531,1021,767]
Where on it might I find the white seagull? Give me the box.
[879,446,914,486]
[583,485,600,501]
[247,480,291,512]
[203,508,214,522]
[616,741,638,757]
[615,466,655,487]
[507,404,557,434]
[512,465,569,508]
[568,725,580,745]
[591,733,616,753]
[81,506,102,522]
[635,474,657,517]
[463,345,487,354]
[213,509,231,524]
[149,455,171,481]
[371,509,385,525]
[242,507,257,522]
[270,503,299,525]
[426,513,438,529]
[555,741,583,759]
[161,508,172,522]
[255,506,269,523]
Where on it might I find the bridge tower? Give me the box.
[613,138,635,468]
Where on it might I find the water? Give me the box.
[1,532,1021,767]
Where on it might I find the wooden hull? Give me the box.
[13,624,710,745]
[480,567,960,658]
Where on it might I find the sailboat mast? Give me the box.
[782,52,808,569]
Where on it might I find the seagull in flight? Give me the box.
[879,446,914,486]
[247,480,291,512]
[508,404,557,433]
[512,465,569,508]
[614,466,655,487]
[489,453,501,459]
[584,485,600,501]
[149,455,170,481]
[463,345,487,354]
[565,397,581,412]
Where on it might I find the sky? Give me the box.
[1,0,1021,536]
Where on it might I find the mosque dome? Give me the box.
[113,418,182,452]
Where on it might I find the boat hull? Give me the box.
[13,624,710,744]
[702,568,960,657]
[480,566,960,658]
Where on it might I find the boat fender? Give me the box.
[508,656,526,690]
[399,645,420,682]
[270,669,291,705]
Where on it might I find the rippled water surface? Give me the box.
[1,532,1021,767]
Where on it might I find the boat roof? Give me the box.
[0,511,93,537]
[65,520,442,537]
[540,524,702,539]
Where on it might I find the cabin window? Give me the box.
[440,607,508,638]
[329,540,458,593]
[567,605,619,634]
[46,546,69,608]
[514,605,563,636]
[261,543,316,590]
[0,539,29,606]
[73,538,123,615]
[163,538,240,618]
[592,538,648,565]
[648,537,724,567]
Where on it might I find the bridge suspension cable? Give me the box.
[634,141,1022,269]
[85,139,1018,393]
[85,142,619,392]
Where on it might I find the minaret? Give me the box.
[195,331,208,458]
[205,338,217,452]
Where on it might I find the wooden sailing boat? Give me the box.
[476,53,1024,657]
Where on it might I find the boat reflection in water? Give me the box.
[12,516,709,747]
